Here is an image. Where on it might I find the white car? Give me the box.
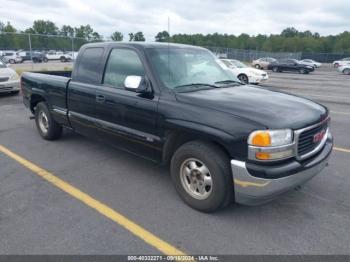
[337,64,350,75]
[45,51,72,62]
[220,59,269,84]
[0,51,23,64]
[299,59,322,68]
[333,57,350,68]
[66,51,79,61]
[0,58,20,94]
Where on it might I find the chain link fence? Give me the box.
[1,32,349,64]
[206,46,302,62]
[301,52,350,63]
[0,32,96,58]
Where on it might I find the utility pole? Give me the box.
[28,33,33,70]
[71,37,74,59]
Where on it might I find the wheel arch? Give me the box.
[30,93,46,114]
[162,122,234,165]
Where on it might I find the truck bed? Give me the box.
[21,71,72,127]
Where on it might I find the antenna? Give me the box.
[167,16,170,82]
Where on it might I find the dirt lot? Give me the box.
[0,65,349,256]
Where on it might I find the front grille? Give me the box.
[0,86,13,91]
[297,120,329,157]
[0,77,9,82]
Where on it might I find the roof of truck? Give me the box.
[81,41,206,50]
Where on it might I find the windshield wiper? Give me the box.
[174,83,220,89]
[214,80,243,87]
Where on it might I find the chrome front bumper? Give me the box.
[0,80,20,93]
[231,135,332,205]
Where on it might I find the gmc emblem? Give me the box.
[313,129,326,143]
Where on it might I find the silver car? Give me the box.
[0,59,20,94]
[252,57,276,69]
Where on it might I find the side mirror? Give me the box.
[124,75,150,93]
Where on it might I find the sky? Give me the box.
[0,0,349,40]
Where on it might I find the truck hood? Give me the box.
[175,85,327,130]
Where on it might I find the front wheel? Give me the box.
[170,141,233,212]
[343,69,350,75]
[238,74,249,84]
[255,64,261,69]
[35,102,62,140]
[60,56,67,62]
[43,57,48,63]
[9,59,15,64]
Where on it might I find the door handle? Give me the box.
[96,94,105,103]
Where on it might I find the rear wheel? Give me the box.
[238,74,249,84]
[43,57,48,63]
[170,141,233,212]
[35,102,62,140]
[9,59,15,64]
[299,68,307,74]
[343,69,350,75]
[60,56,67,62]
[272,66,279,72]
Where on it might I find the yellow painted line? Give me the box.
[0,144,185,256]
[334,146,350,154]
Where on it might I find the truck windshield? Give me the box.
[147,48,239,91]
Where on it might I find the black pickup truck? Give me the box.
[21,42,333,212]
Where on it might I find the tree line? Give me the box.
[1,20,349,54]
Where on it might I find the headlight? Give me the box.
[250,70,261,76]
[248,129,295,161]
[10,74,19,80]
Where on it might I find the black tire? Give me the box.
[9,59,15,64]
[343,69,350,75]
[255,64,261,69]
[35,102,62,140]
[334,63,339,68]
[11,90,19,95]
[238,74,249,84]
[272,66,279,72]
[170,141,233,212]
[60,56,67,62]
[43,57,48,63]
[299,68,306,74]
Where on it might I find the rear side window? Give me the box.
[75,47,104,84]
[103,48,145,88]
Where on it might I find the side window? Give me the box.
[221,60,231,67]
[103,48,145,88]
[75,47,104,84]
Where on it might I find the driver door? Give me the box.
[94,47,161,161]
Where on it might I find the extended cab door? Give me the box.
[94,47,161,161]
[67,47,105,137]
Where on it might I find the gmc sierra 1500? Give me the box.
[21,42,333,212]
